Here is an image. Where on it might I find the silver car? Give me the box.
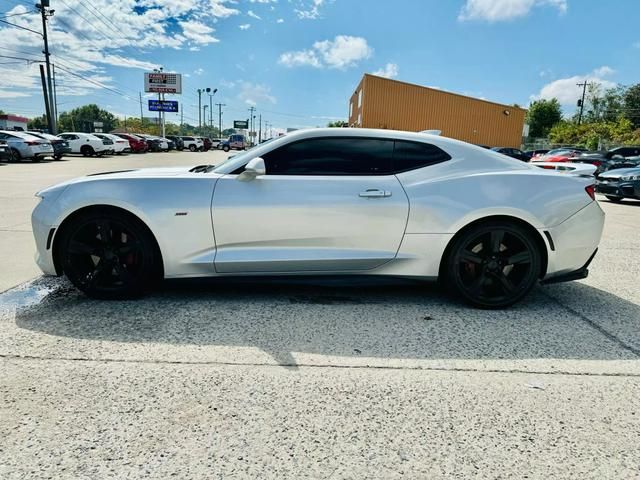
[0,130,54,162]
[32,128,604,307]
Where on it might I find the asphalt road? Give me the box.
[1,153,639,479]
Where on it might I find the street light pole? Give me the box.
[203,105,208,135]
[208,88,217,133]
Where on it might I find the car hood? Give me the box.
[599,167,640,179]
[36,166,218,198]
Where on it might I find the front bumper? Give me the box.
[596,179,640,199]
[31,198,58,275]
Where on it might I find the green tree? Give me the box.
[57,104,118,132]
[327,120,348,128]
[526,98,562,138]
[623,84,640,128]
[28,115,48,130]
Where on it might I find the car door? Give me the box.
[211,136,410,273]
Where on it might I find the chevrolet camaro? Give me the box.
[32,128,605,308]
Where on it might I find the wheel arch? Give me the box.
[52,204,164,278]
[438,214,549,281]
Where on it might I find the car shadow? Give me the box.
[11,276,640,366]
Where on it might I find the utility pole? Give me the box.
[139,92,144,125]
[258,114,262,143]
[180,105,184,135]
[39,65,52,133]
[215,103,225,137]
[37,1,56,133]
[248,106,256,145]
[52,63,58,128]
[203,105,208,135]
[577,81,590,125]
[208,88,217,133]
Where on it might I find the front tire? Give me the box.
[57,209,160,299]
[445,221,542,308]
[223,145,230,152]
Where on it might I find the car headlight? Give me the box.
[621,175,640,181]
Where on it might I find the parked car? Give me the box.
[0,140,11,162]
[0,130,54,162]
[181,136,204,152]
[608,155,640,170]
[596,167,640,202]
[211,138,222,149]
[93,133,130,154]
[27,131,71,160]
[525,149,550,158]
[490,147,530,162]
[530,148,584,163]
[161,137,175,151]
[200,137,213,151]
[32,128,604,308]
[136,134,165,152]
[220,134,246,152]
[166,135,184,150]
[604,146,640,159]
[57,132,110,156]
[114,133,148,153]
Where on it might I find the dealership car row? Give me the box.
[0,130,248,163]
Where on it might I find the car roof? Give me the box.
[0,130,43,140]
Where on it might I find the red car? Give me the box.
[115,133,148,153]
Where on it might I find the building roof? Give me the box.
[362,74,527,113]
[0,114,29,123]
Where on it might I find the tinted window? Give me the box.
[392,140,451,172]
[263,137,393,175]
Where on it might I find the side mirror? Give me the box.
[237,157,266,182]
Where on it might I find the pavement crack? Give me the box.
[1,352,640,377]
[541,290,640,358]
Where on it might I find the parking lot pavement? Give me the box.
[1,155,640,478]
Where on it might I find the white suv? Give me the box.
[58,132,109,156]
[181,136,204,152]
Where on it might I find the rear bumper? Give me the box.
[541,249,597,285]
[542,201,604,280]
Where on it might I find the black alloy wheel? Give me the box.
[58,210,159,299]
[447,222,541,308]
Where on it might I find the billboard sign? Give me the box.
[148,100,179,112]
[234,120,249,129]
[144,72,182,94]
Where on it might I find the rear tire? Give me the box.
[81,145,94,157]
[605,196,622,203]
[57,209,160,299]
[189,144,196,152]
[10,148,21,162]
[445,221,542,308]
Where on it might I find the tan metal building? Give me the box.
[348,74,527,148]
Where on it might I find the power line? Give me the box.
[0,17,42,36]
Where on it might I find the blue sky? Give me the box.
[1,0,639,132]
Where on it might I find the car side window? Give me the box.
[392,140,451,173]
[262,137,394,176]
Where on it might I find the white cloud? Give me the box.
[530,66,616,106]
[194,68,205,75]
[250,0,277,2]
[238,82,276,106]
[247,10,262,19]
[294,0,328,19]
[239,23,252,29]
[179,20,219,44]
[0,0,241,101]
[372,63,399,79]
[458,0,567,22]
[279,35,372,69]
[276,18,285,23]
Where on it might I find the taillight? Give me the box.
[25,141,39,146]
[591,160,601,167]
[585,184,596,201]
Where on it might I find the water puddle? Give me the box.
[0,277,67,313]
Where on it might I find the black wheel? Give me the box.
[189,144,196,152]
[605,196,622,203]
[57,209,160,299]
[54,154,62,161]
[446,221,542,308]
[32,156,40,163]
[81,145,94,157]
[10,148,21,162]
[223,145,230,152]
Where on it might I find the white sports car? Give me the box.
[32,128,604,307]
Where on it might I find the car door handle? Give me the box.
[359,189,392,198]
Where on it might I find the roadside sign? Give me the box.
[148,100,179,112]
[144,72,182,94]
[249,131,257,137]
[234,120,249,129]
